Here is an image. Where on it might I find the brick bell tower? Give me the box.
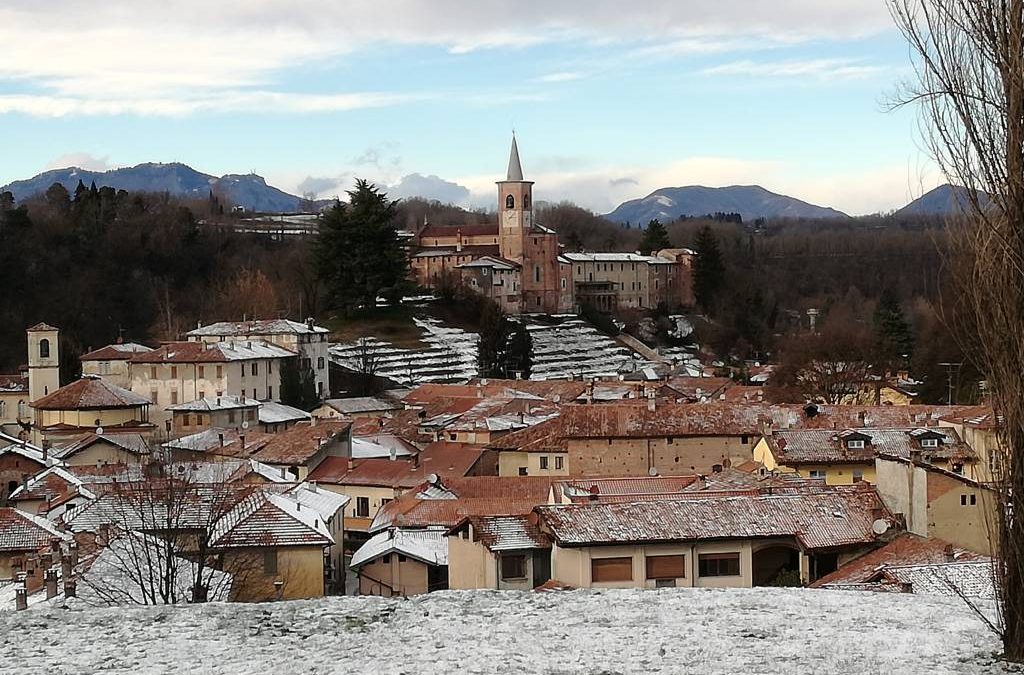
[496,134,534,263]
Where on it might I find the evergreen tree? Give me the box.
[639,219,670,254]
[477,301,532,379]
[692,225,725,315]
[315,180,408,315]
[873,290,915,370]
[279,358,318,410]
[507,323,533,380]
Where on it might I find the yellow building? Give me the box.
[939,407,1004,484]
[0,374,29,438]
[30,375,154,446]
[55,432,151,466]
[26,323,60,404]
[80,343,153,389]
[349,527,449,596]
[447,515,551,590]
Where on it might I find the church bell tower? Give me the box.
[497,134,534,263]
[27,323,60,402]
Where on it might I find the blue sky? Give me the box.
[0,1,939,214]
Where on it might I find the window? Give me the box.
[561,278,567,290]
[99,361,110,374]
[852,470,864,483]
[740,435,749,445]
[150,389,159,405]
[318,357,325,370]
[846,440,865,449]
[197,366,205,379]
[523,194,530,209]
[0,401,4,418]
[150,366,158,379]
[251,363,258,376]
[540,456,549,470]
[645,555,686,580]
[228,410,236,423]
[449,433,457,441]
[398,554,407,563]
[952,462,963,474]
[506,194,515,209]
[198,391,206,400]
[698,553,740,577]
[961,494,977,506]
[921,438,939,448]
[518,467,528,476]
[501,554,527,580]
[808,470,825,479]
[39,338,50,359]
[216,366,223,379]
[591,557,633,582]
[534,266,541,283]
[356,497,370,517]
[182,414,191,427]
[382,554,391,564]
[263,550,278,575]
[555,456,564,470]
[267,386,273,400]
[170,391,178,405]
[171,366,178,379]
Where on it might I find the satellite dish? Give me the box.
[871,519,889,535]
[95,427,104,435]
[427,473,439,485]
[241,421,249,430]
[648,467,658,477]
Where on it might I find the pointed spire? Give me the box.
[506,134,524,181]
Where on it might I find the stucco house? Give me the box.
[29,376,154,446]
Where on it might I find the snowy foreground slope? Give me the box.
[0,587,1008,674]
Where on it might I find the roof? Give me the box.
[7,465,96,504]
[307,442,483,489]
[875,561,995,598]
[659,377,735,402]
[162,428,273,457]
[286,482,350,519]
[79,343,153,361]
[405,380,588,405]
[209,490,333,548]
[454,514,549,551]
[0,374,28,393]
[0,435,58,468]
[411,244,501,258]
[320,397,401,415]
[370,476,555,532]
[187,319,328,337]
[251,420,350,466]
[0,508,71,552]
[129,340,296,364]
[553,476,700,503]
[258,401,311,425]
[55,432,150,459]
[456,255,520,271]
[562,252,677,264]
[536,487,893,551]
[418,223,499,239]
[769,427,976,465]
[27,322,59,332]
[506,134,524,181]
[811,533,986,587]
[350,527,448,568]
[487,417,567,453]
[31,376,150,411]
[167,396,259,412]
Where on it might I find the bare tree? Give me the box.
[889,0,1024,658]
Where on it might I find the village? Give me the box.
[0,141,1001,617]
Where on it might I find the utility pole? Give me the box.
[938,362,962,405]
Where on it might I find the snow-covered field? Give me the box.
[0,587,1009,674]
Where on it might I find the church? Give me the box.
[410,136,695,315]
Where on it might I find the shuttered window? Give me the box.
[591,557,633,582]
[645,555,686,580]
[698,553,740,577]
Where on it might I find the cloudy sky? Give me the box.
[0,1,940,215]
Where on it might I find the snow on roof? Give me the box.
[55,432,150,459]
[167,396,259,412]
[286,482,350,519]
[771,427,975,465]
[79,343,153,361]
[562,252,677,264]
[349,527,448,568]
[459,515,549,551]
[187,319,328,337]
[257,401,311,425]
[351,436,416,459]
[0,374,28,392]
[210,490,333,548]
[8,465,96,503]
[878,561,995,598]
[0,508,71,551]
[0,433,59,467]
[321,397,401,415]
[456,255,520,271]
[130,340,296,364]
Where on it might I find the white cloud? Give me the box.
[0,2,891,116]
[388,173,472,205]
[533,72,584,83]
[702,58,886,81]
[44,152,113,172]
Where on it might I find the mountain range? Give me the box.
[603,185,849,224]
[1,163,310,213]
[895,184,991,217]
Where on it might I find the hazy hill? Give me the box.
[896,184,991,217]
[1,162,309,213]
[605,185,848,225]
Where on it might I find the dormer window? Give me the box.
[506,194,515,209]
[921,438,940,448]
[846,439,865,449]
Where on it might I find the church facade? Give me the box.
[409,137,693,315]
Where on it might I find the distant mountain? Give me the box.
[896,184,990,217]
[1,162,310,213]
[604,185,848,225]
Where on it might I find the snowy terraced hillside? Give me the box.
[0,588,1004,674]
[331,316,658,385]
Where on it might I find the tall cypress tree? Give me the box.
[874,290,914,370]
[315,179,408,315]
[693,225,725,315]
[639,219,671,254]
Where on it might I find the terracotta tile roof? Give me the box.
[0,374,28,393]
[307,442,483,489]
[210,490,333,548]
[455,514,550,551]
[537,485,893,551]
[939,405,1003,429]
[371,476,555,532]
[31,376,151,410]
[811,533,986,587]
[8,466,93,504]
[56,432,151,459]
[321,397,401,415]
[554,476,700,502]
[79,343,153,361]
[412,245,501,258]
[659,377,735,402]
[250,420,351,465]
[0,507,71,552]
[187,319,328,337]
[129,340,295,364]
[769,427,976,465]
[163,428,274,458]
[487,417,567,452]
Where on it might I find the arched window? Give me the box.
[39,338,50,359]
[0,401,5,418]
[17,400,26,419]
[523,194,530,209]
[505,194,515,209]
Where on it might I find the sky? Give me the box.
[0,1,943,215]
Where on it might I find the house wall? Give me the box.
[356,554,429,596]
[191,333,330,400]
[497,450,569,477]
[789,463,876,485]
[568,436,755,477]
[874,458,929,536]
[551,541,757,589]
[63,440,142,467]
[225,545,325,601]
[81,359,133,388]
[926,473,997,556]
[0,453,46,504]
[321,484,401,534]
[940,420,1003,484]
[0,391,30,435]
[447,533,498,589]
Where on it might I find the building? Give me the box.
[26,323,60,404]
[127,340,297,431]
[29,376,154,446]
[0,374,29,438]
[409,137,695,315]
[313,396,402,420]
[52,432,151,467]
[349,527,449,596]
[447,514,551,590]
[186,319,331,399]
[0,437,57,505]
[80,342,154,389]
[0,507,71,580]
[284,482,349,594]
[939,407,1004,483]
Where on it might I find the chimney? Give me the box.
[306,317,315,331]
[97,523,110,547]
[944,544,956,562]
[41,440,50,462]
[310,416,317,427]
[45,568,57,600]
[647,396,656,413]
[308,481,318,493]
[910,449,922,464]
[239,435,246,451]
[347,457,355,471]
[389,446,397,462]
[412,452,420,469]
[15,577,27,611]
[69,542,78,567]
[63,579,77,598]
[218,433,225,447]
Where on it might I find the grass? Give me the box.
[324,305,428,349]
